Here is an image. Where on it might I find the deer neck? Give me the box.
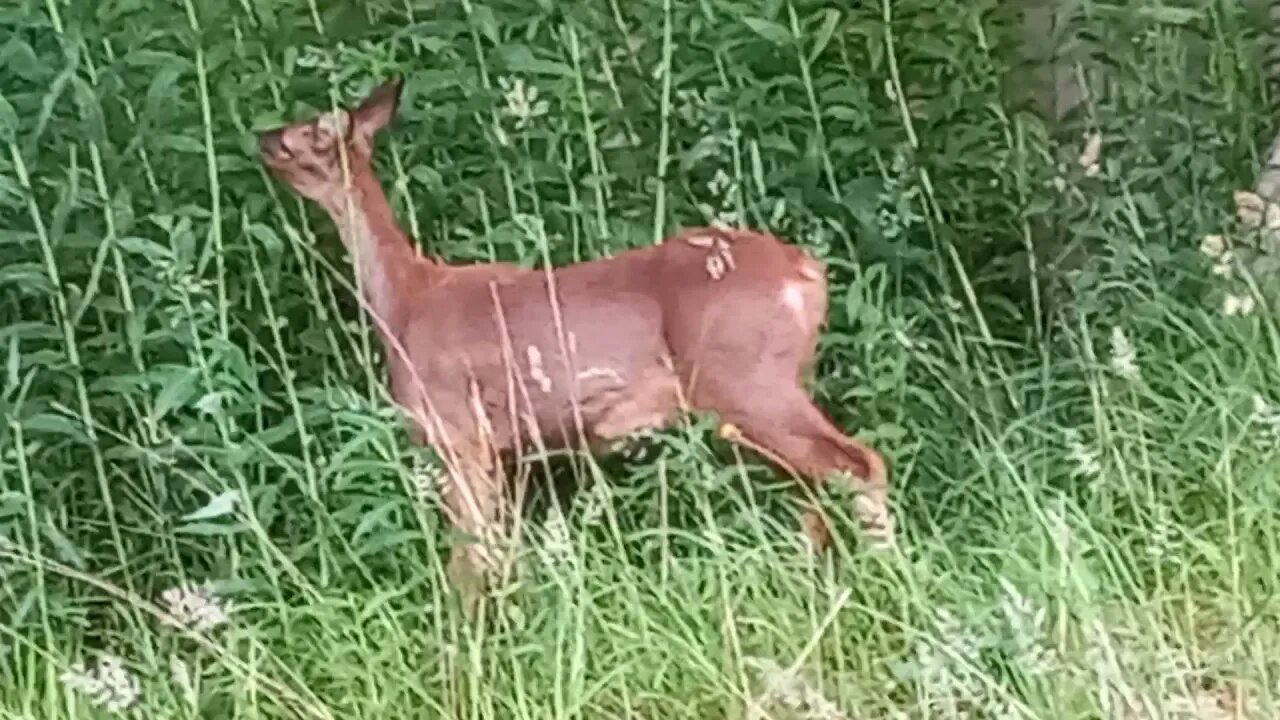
[321,167,429,335]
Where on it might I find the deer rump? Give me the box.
[392,228,827,461]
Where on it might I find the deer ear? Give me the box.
[350,76,404,144]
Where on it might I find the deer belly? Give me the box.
[509,337,679,449]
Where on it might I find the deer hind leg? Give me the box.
[715,385,893,552]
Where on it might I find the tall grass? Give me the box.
[1,0,1278,717]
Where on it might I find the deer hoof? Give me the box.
[855,496,897,551]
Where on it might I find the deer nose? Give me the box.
[259,129,287,157]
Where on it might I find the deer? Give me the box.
[257,77,895,609]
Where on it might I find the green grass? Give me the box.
[3,0,1280,717]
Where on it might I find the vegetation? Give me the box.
[2,0,1278,717]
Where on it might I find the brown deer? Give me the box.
[257,77,894,607]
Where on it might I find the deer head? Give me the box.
[258,77,404,206]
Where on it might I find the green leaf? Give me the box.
[807,10,841,65]
[41,515,89,570]
[353,530,422,558]
[0,37,41,82]
[5,334,19,391]
[871,423,908,442]
[0,263,52,293]
[409,165,443,192]
[0,491,27,520]
[743,17,791,46]
[181,490,240,522]
[117,235,175,264]
[497,45,573,78]
[21,412,87,442]
[1135,6,1199,24]
[151,368,201,424]
[175,521,249,536]
[154,135,206,154]
[194,391,224,417]
[247,223,284,256]
[68,75,107,145]
[469,3,500,46]
[0,92,16,144]
[353,499,403,546]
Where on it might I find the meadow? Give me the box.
[2,0,1280,717]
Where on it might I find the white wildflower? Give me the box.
[987,697,1024,720]
[743,656,851,720]
[903,607,986,710]
[295,44,338,72]
[1234,189,1280,230]
[1222,293,1256,317]
[701,168,740,229]
[497,76,549,130]
[1253,393,1274,418]
[60,653,141,713]
[1082,619,1139,718]
[169,655,197,710]
[1065,429,1102,481]
[769,198,788,225]
[997,578,1058,674]
[1249,394,1280,442]
[601,129,640,149]
[708,168,733,198]
[893,327,920,350]
[932,608,982,666]
[1253,393,1280,424]
[1109,326,1139,380]
[1146,513,1174,559]
[540,506,573,567]
[1045,500,1072,553]
[711,210,740,230]
[1199,234,1226,259]
[502,601,527,629]
[1163,689,1238,720]
[160,583,231,633]
[579,478,613,525]
[1078,132,1102,176]
[492,121,511,147]
[1211,251,1234,278]
[410,454,443,504]
[675,88,712,131]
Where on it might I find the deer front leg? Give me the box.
[407,376,516,613]
[438,444,509,614]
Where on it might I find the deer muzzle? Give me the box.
[258,129,288,160]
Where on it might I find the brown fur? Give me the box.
[258,78,894,609]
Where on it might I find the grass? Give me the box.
[2,0,1280,717]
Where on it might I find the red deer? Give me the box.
[257,77,894,608]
